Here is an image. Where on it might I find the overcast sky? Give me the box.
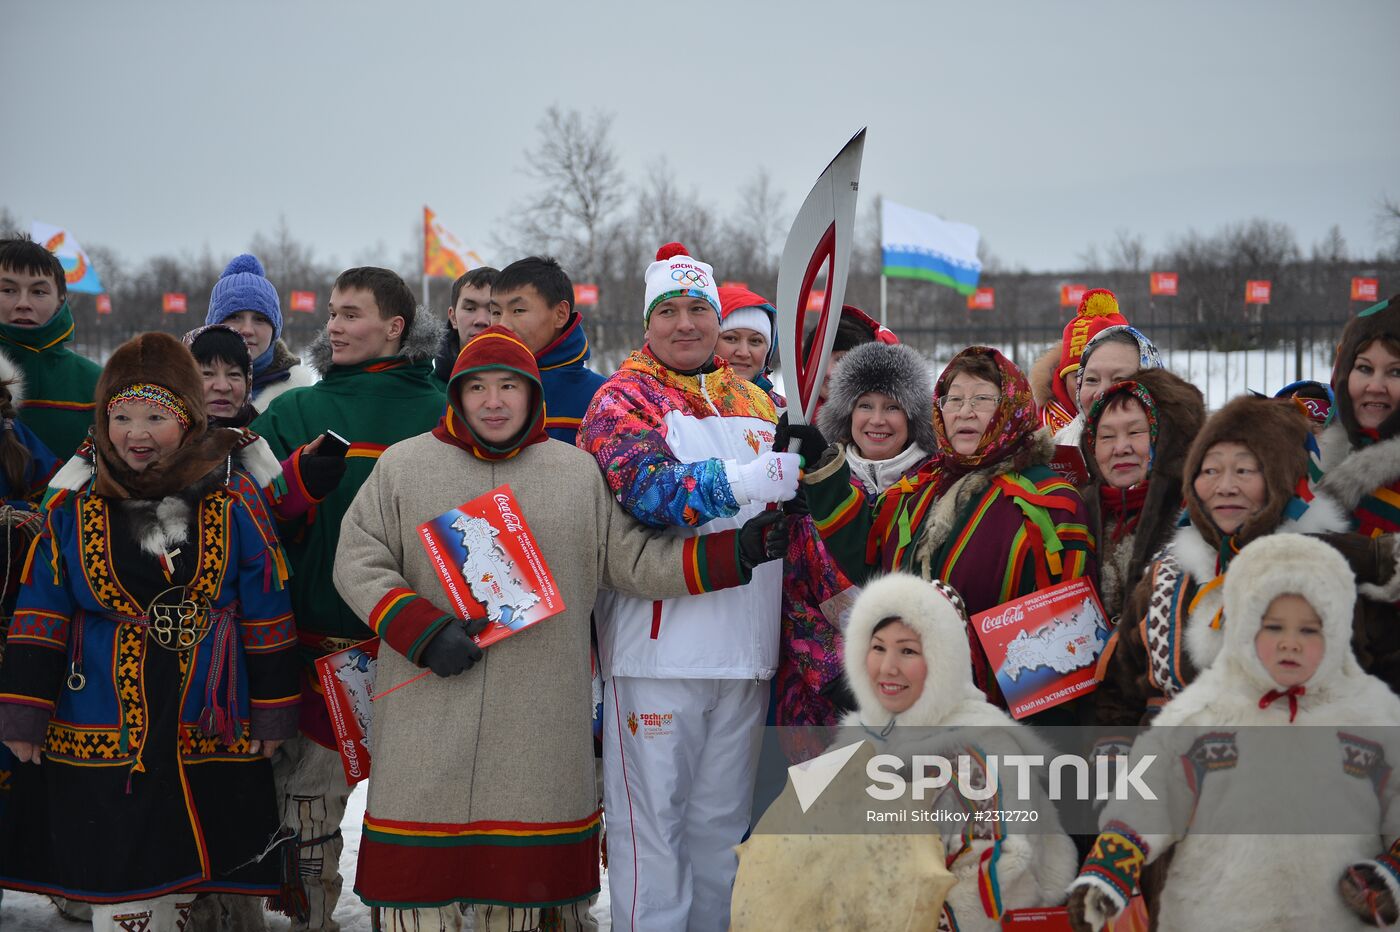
[5,0,1398,275]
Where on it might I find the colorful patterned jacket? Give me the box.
[0,468,299,764]
[805,435,1097,710]
[774,452,925,731]
[579,349,782,679]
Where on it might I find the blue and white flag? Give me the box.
[880,200,981,295]
[31,221,103,294]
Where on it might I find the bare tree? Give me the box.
[631,157,717,256]
[511,105,626,282]
[249,214,323,288]
[1311,224,1348,265]
[1106,229,1147,273]
[0,206,21,238]
[1377,195,1400,260]
[732,168,786,263]
[1075,243,1103,273]
[1079,229,1145,273]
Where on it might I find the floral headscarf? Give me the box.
[932,346,1038,488]
[1079,325,1163,380]
[1084,380,1160,474]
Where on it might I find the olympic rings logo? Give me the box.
[766,460,783,481]
[671,268,710,287]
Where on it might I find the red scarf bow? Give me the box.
[1259,685,1306,722]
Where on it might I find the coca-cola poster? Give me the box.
[970,577,1110,719]
[417,484,565,648]
[314,638,378,785]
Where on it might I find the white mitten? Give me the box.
[724,452,801,505]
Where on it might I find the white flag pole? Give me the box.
[877,202,888,326]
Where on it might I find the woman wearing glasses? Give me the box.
[797,346,1095,717]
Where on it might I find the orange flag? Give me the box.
[423,206,482,278]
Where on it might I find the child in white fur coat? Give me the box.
[1068,533,1400,931]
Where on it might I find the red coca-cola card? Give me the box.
[417,485,565,648]
[1050,444,1090,486]
[971,578,1110,720]
[315,638,379,785]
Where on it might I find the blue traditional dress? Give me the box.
[0,455,299,903]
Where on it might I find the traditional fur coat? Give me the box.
[1077,369,1205,620]
[1098,395,1400,727]
[1072,534,1400,932]
[841,574,1079,931]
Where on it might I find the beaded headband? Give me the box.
[106,383,191,429]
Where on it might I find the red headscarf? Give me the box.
[932,346,1039,492]
[433,325,549,460]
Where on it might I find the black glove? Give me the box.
[784,485,811,517]
[773,412,828,461]
[298,452,348,501]
[420,619,486,677]
[738,510,790,571]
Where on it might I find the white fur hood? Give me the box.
[1317,420,1400,512]
[841,572,1015,733]
[1163,534,1400,728]
[0,347,25,406]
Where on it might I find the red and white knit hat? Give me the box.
[644,242,721,324]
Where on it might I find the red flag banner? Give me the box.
[96,294,112,315]
[162,292,188,314]
[423,206,482,279]
[967,287,995,310]
[573,283,600,307]
[1245,280,1272,305]
[290,290,317,313]
[1352,277,1380,303]
[1059,283,1088,307]
[1149,272,1178,296]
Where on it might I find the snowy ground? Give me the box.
[0,784,612,930]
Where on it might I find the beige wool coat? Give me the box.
[333,432,751,908]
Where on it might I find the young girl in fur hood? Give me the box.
[843,573,1080,930]
[1069,533,1400,931]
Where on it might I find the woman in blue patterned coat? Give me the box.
[0,332,299,931]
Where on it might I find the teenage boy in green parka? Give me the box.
[252,266,446,931]
[0,237,102,461]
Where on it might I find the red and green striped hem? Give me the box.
[681,530,744,594]
[370,588,454,664]
[356,810,601,908]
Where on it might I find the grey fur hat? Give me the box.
[818,341,937,454]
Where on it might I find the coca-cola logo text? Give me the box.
[980,604,1025,634]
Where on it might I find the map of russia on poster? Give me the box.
[315,638,379,785]
[970,577,1111,720]
[417,485,566,649]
